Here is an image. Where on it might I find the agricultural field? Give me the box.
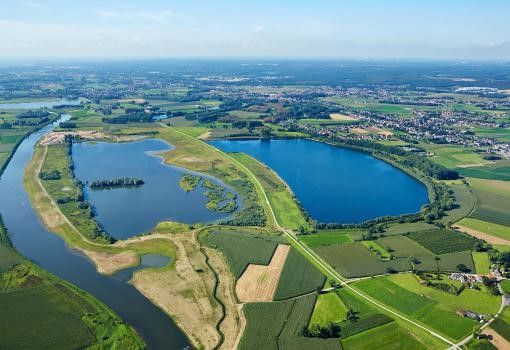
[309,292,348,327]
[300,232,353,247]
[472,252,491,274]
[356,274,500,341]
[239,294,341,350]
[273,248,326,300]
[438,183,476,224]
[422,144,490,169]
[203,229,282,279]
[457,218,510,241]
[341,322,427,350]
[473,126,510,142]
[458,162,510,181]
[406,229,478,255]
[468,178,510,226]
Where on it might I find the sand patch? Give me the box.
[484,328,510,349]
[453,224,510,246]
[198,131,213,140]
[236,244,290,302]
[82,250,139,275]
[500,89,510,95]
[330,113,358,121]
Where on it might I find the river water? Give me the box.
[0,117,191,349]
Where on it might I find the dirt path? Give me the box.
[236,244,290,302]
[453,224,510,246]
[484,328,510,349]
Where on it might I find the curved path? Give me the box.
[162,124,460,349]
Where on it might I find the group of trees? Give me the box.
[303,322,341,338]
[16,110,50,119]
[39,170,61,180]
[89,178,145,189]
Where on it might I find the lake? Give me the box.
[0,117,191,349]
[0,99,81,110]
[73,139,236,239]
[210,139,428,224]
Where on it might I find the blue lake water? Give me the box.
[210,139,429,224]
[0,99,81,110]
[72,139,234,239]
[0,117,190,349]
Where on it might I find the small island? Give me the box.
[90,177,145,190]
[178,174,237,213]
[179,174,202,192]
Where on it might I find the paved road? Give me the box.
[164,124,461,349]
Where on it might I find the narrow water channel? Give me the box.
[0,117,191,350]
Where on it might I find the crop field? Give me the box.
[490,317,510,342]
[468,178,510,226]
[314,242,410,277]
[309,292,348,327]
[298,118,355,126]
[203,229,281,279]
[376,235,434,258]
[227,110,264,119]
[458,218,510,241]
[341,322,427,350]
[273,248,326,300]
[356,275,498,340]
[239,294,341,350]
[472,252,490,274]
[458,162,510,181]
[406,229,478,255]
[361,240,391,259]
[383,222,437,236]
[300,232,352,247]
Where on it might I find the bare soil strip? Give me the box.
[235,244,290,302]
[453,224,510,246]
[484,328,510,349]
[82,250,138,275]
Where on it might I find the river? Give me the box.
[0,117,191,350]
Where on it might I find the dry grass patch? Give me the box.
[131,231,240,350]
[350,127,369,134]
[236,244,290,302]
[82,250,138,275]
[453,224,510,246]
[329,113,358,121]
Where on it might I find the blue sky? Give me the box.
[1,0,510,59]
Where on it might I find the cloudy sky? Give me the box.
[1,0,510,60]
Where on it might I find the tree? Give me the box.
[457,264,470,273]
[260,127,271,139]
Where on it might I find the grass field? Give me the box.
[314,242,410,277]
[468,178,510,226]
[273,248,326,300]
[472,252,491,274]
[458,162,510,181]
[458,218,510,241]
[423,144,489,169]
[203,229,281,279]
[357,274,500,340]
[239,294,341,350]
[473,126,510,142]
[300,232,352,247]
[439,184,476,224]
[501,280,510,294]
[229,152,308,230]
[309,292,348,327]
[407,229,478,255]
[341,322,427,350]
[383,222,437,236]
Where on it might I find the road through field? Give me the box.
[162,124,460,349]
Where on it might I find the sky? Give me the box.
[1,0,510,60]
